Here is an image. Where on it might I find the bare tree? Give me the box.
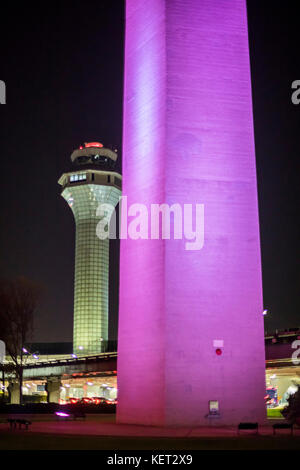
[0,277,41,404]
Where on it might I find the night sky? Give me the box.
[0,1,299,342]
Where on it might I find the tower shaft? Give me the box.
[74,219,109,355]
[59,167,121,356]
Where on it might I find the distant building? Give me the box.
[265,328,300,407]
[2,330,299,406]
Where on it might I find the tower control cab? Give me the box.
[70,142,118,170]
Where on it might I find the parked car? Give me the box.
[68,396,117,405]
[79,397,93,405]
[105,398,117,405]
[69,397,80,404]
[91,397,107,405]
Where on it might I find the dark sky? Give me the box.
[0,0,299,342]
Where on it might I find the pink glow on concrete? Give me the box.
[118,0,266,426]
[55,412,70,417]
[1,417,297,439]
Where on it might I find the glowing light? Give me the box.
[263,309,268,316]
[84,142,103,148]
[215,349,222,356]
[55,412,70,417]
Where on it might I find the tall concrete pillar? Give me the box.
[117,0,266,426]
[47,378,62,404]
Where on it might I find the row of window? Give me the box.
[70,173,87,182]
[69,173,121,188]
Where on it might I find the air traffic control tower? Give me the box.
[59,143,121,355]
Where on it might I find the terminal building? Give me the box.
[2,329,300,412]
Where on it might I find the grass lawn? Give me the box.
[267,407,285,418]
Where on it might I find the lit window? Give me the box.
[70,173,87,183]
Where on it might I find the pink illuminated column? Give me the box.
[117,0,266,426]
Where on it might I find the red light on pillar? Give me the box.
[216,348,222,356]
